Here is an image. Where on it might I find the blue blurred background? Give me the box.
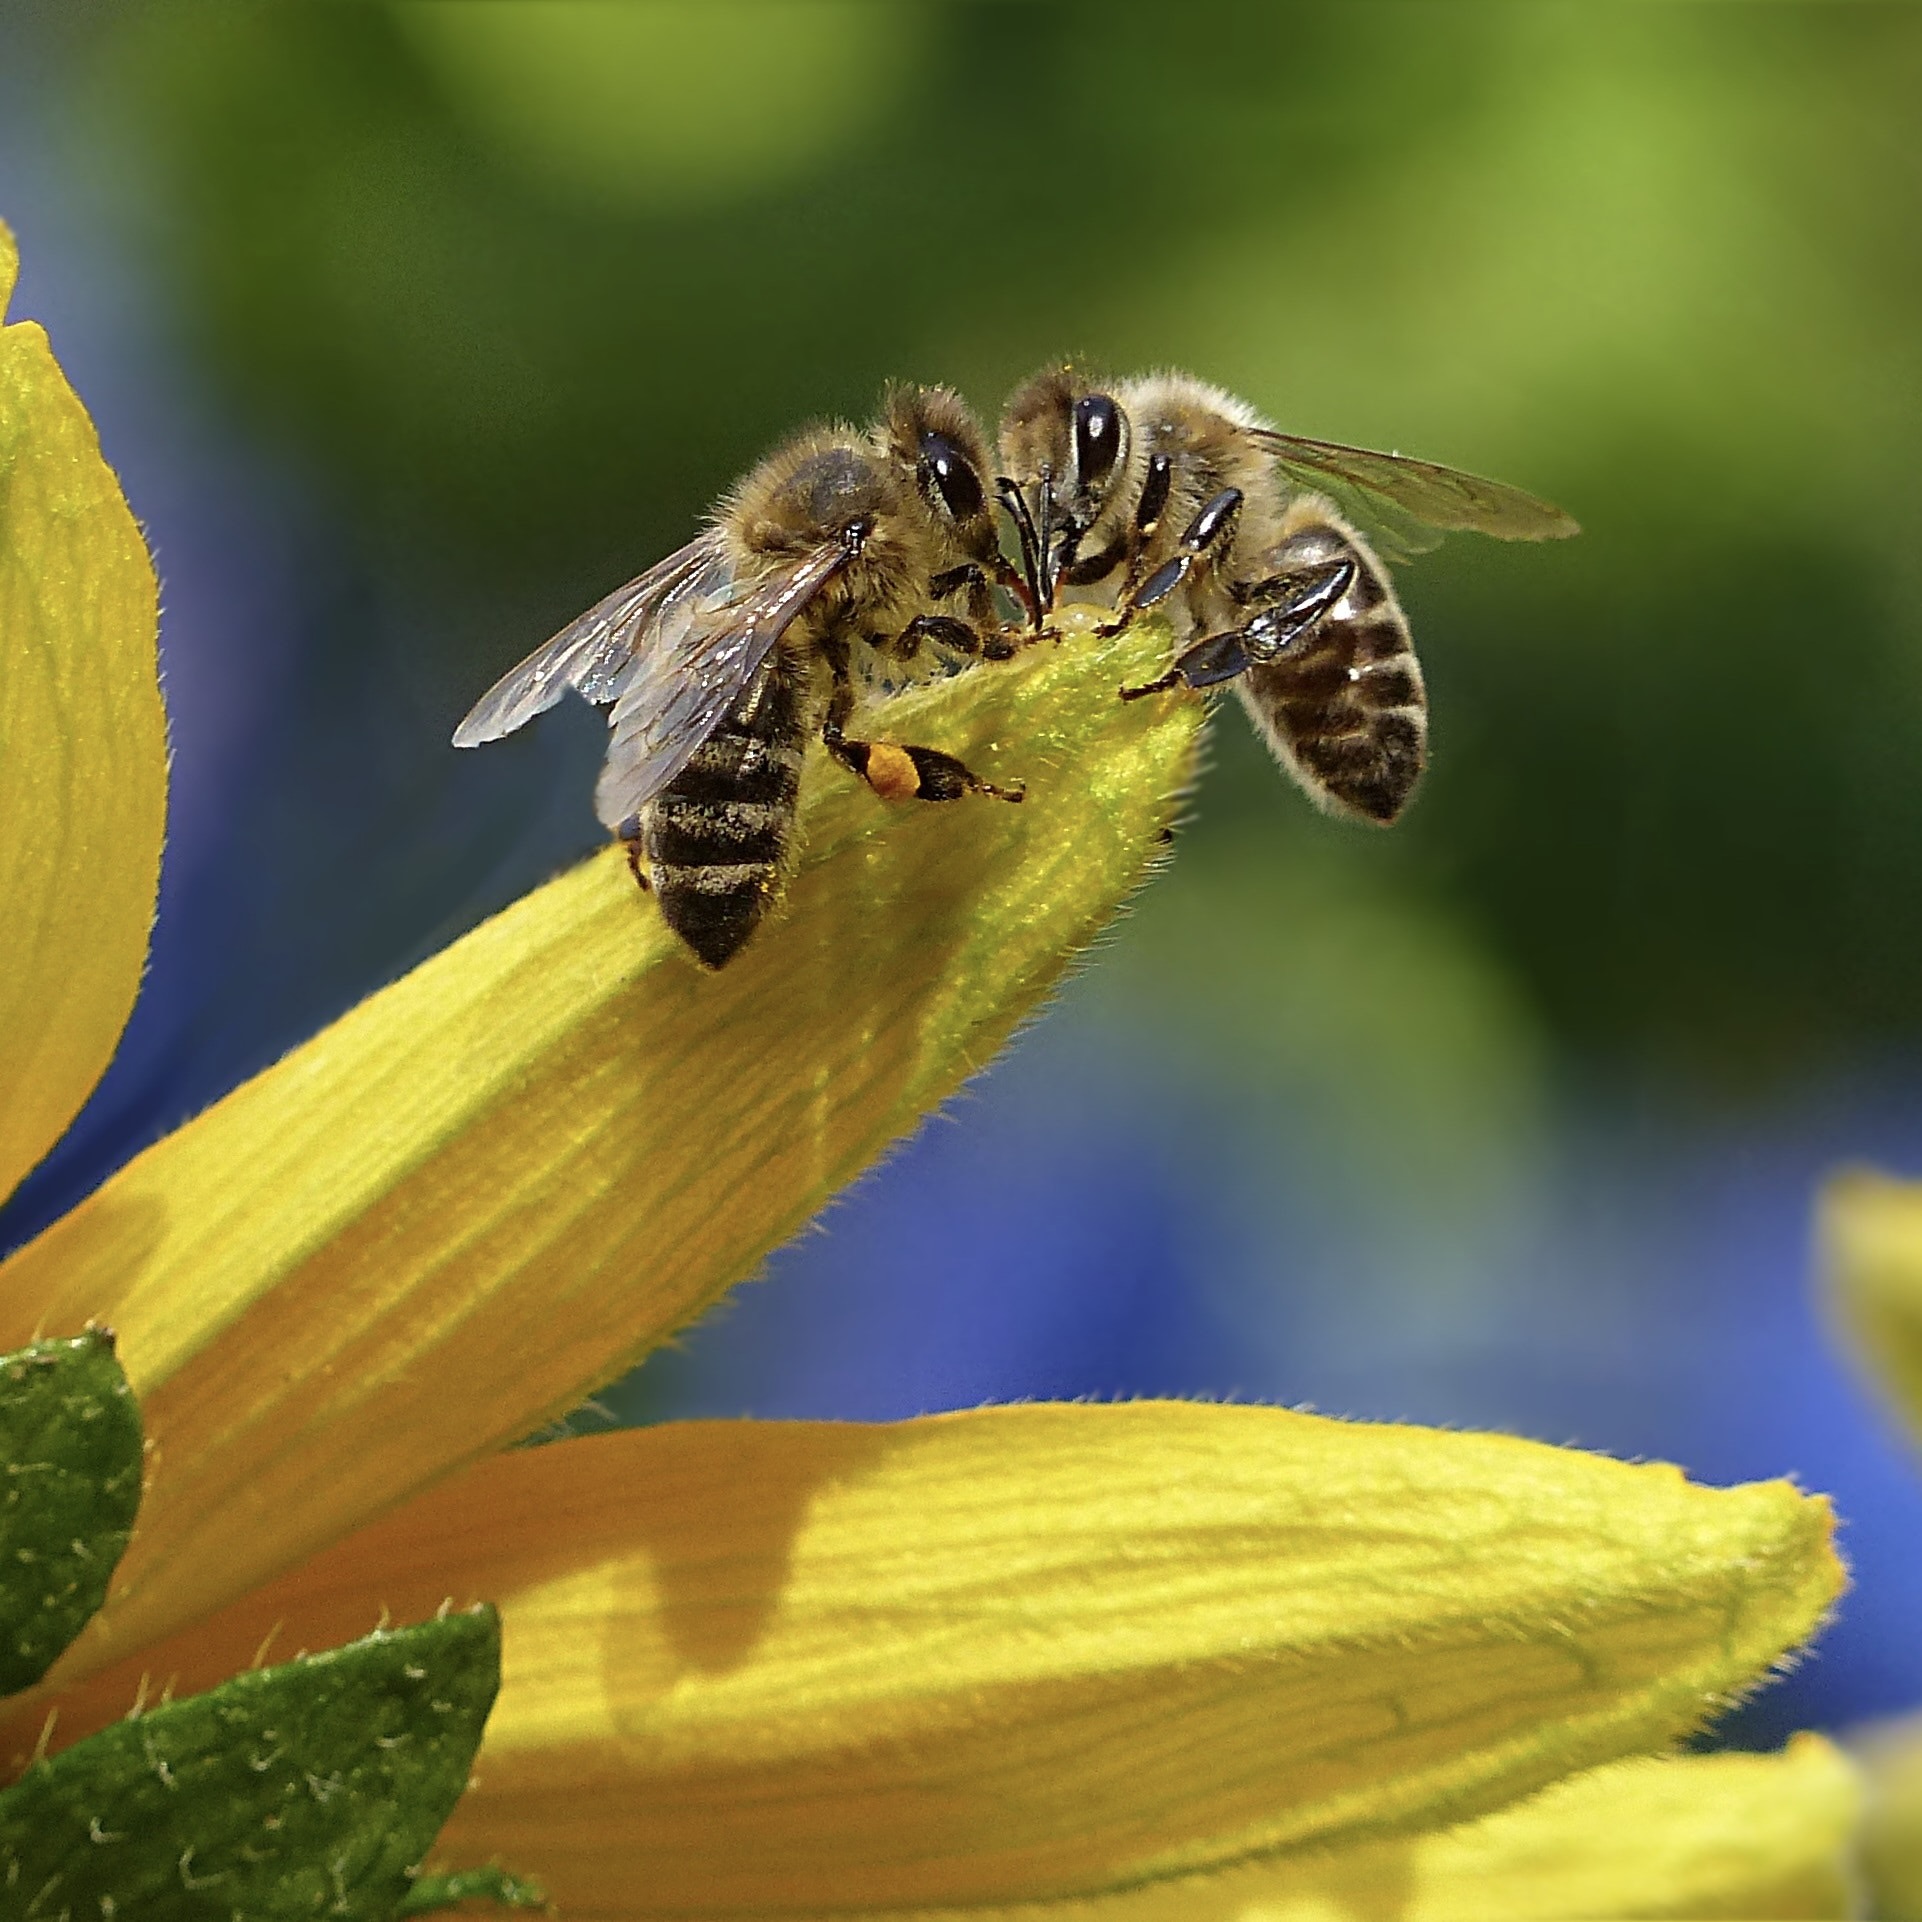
[5,1,1922,1747]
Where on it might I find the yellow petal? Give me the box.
[0,610,1197,1683]
[939,1738,1861,1922]
[1857,1707,1922,1922]
[0,221,166,1208]
[1819,1168,1922,1448]
[6,1403,1842,1915]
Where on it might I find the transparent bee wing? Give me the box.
[592,538,851,831]
[1251,429,1580,545]
[450,535,726,748]
[1275,481,1445,567]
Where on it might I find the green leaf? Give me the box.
[395,1865,547,1914]
[0,1330,142,1694]
[0,1607,499,1920]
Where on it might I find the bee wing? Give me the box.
[450,534,726,748]
[592,538,851,831]
[1251,429,1580,548]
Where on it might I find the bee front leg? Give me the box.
[926,562,990,603]
[986,553,1043,627]
[821,642,1024,804]
[1098,478,1240,640]
[1084,450,1176,616]
[886,612,983,660]
[927,561,1033,658]
[886,612,1024,665]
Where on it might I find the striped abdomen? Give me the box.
[1236,502,1426,825]
[640,653,812,969]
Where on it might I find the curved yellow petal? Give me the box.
[931,1738,1861,1922]
[6,1404,1841,1915]
[0,611,1197,1682]
[1857,1708,1922,1922]
[1819,1168,1922,1448]
[0,222,165,1208]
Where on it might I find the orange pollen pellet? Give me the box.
[866,743,922,802]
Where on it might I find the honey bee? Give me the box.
[997,368,1578,823]
[453,386,1024,969]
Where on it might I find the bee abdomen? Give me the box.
[640,662,810,969]
[645,794,793,869]
[1238,512,1427,825]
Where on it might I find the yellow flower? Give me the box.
[1821,1170,1922,1920]
[1855,1706,1922,1922]
[1822,1169,1922,1458]
[0,219,1851,1918]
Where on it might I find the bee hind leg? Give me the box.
[620,824,653,892]
[820,658,1021,804]
[825,723,1023,805]
[1118,557,1354,701]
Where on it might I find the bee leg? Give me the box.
[887,612,981,659]
[1033,458,1175,631]
[1094,451,1177,623]
[824,702,1025,803]
[987,553,1041,626]
[927,562,989,602]
[1236,555,1357,634]
[1056,533,1128,591]
[887,612,1024,666]
[995,476,1048,628]
[1098,481,1241,640]
[927,563,1032,659]
[620,824,653,892]
[834,732,1025,805]
[1118,558,1354,700]
[821,647,1023,803]
[1117,665,1189,703]
[1121,631,1255,701]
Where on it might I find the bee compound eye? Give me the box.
[1073,395,1123,491]
[918,430,986,525]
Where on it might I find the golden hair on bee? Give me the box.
[452,390,1025,971]
[998,363,1576,825]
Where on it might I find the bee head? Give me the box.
[995,366,1131,609]
[879,385,998,564]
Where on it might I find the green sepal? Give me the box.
[0,1606,500,1920]
[0,1330,142,1694]
[395,1865,548,1913]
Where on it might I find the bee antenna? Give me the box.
[996,477,1046,631]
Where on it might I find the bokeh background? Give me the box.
[5,1,1922,1747]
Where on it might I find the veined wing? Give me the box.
[450,534,726,748]
[593,538,852,831]
[1252,429,1580,544]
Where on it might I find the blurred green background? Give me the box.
[7,0,1922,1741]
